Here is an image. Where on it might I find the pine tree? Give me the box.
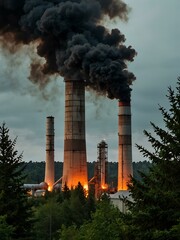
[0,123,32,239]
[0,215,14,239]
[127,78,180,239]
[69,194,131,240]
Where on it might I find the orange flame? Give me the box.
[101,184,108,190]
[48,184,53,192]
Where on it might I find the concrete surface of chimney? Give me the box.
[118,101,133,190]
[62,80,88,190]
[44,116,55,191]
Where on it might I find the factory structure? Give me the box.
[24,95,133,200]
[118,100,133,191]
[93,140,109,198]
[60,80,133,193]
[44,116,55,191]
[96,140,108,191]
[62,80,88,190]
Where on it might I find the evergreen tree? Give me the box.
[60,194,130,240]
[0,215,14,240]
[69,182,90,226]
[86,188,96,219]
[32,197,62,240]
[127,79,180,239]
[0,123,32,239]
[62,183,71,200]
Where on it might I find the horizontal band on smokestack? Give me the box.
[118,135,131,145]
[64,139,86,151]
[119,101,130,106]
[119,116,131,125]
[64,79,85,82]
[118,104,131,116]
[46,147,54,151]
[46,116,54,151]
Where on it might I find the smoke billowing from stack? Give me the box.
[44,116,55,191]
[0,1,136,189]
[62,80,88,189]
[0,0,136,100]
[118,101,133,190]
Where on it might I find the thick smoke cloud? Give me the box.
[0,0,136,101]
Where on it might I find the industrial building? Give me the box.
[109,190,132,213]
[24,94,133,207]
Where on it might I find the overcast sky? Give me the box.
[0,0,180,166]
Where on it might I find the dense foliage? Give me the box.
[0,123,32,239]
[0,215,14,240]
[63,193,135,240]
[30,183,96,240]
[126,78,180,239]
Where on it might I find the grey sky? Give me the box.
[0,0,180,165]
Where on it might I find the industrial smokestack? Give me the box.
[118,101,133,190]
[44,116,55,191]
[62,80,88,190]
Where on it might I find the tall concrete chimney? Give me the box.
[44,116,55,191]
[62,80,88,190]
[118,101,133,190]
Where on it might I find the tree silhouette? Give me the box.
[0,123,32,239]
[128,78,180,239]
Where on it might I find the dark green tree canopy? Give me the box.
[0,123,32,239]
[127,78,180,239]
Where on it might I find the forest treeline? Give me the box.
[23,160,151,186]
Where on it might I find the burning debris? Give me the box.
[0,0,136,101]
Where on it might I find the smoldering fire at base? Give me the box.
[1,1,136,195]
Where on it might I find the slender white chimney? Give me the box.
[118,101,133,190]
[44,116,55,191]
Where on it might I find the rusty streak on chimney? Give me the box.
[118,101,133,190]
[62,80,88,190]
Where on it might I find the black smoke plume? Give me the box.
[0,0,136,101]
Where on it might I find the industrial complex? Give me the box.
[23,80,133,203]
